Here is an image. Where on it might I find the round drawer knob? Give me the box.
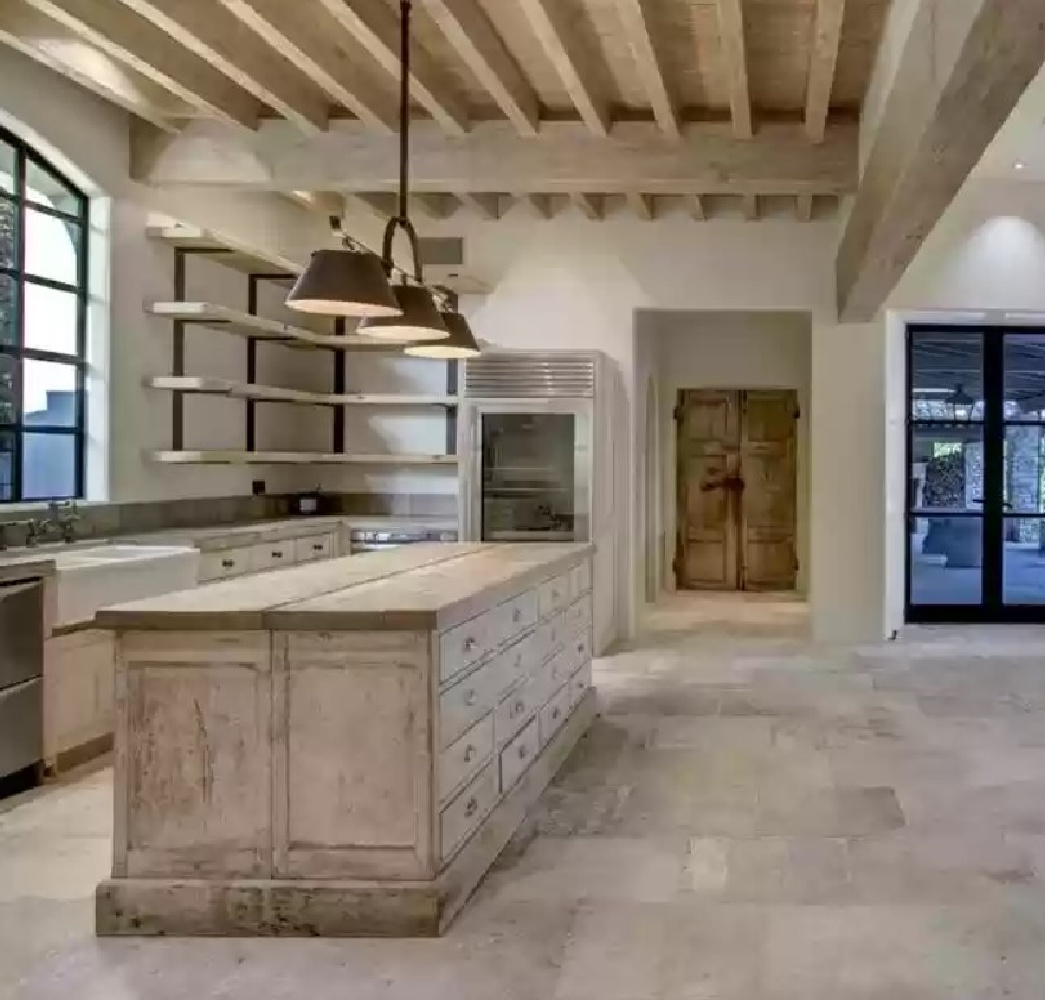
[552,708,561,721]
[463,744,476,763]
[464,797,478,818]
[464,689,478,707]
[464,636,478,652]
[518,744,529,760]
[511,699,525,718]
[512,608,522,623]
[221,559,234,569]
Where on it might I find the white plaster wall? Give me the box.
[638,311,812,597]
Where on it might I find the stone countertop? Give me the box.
[0,553,55,584]
[96,542,592,633]
[125,515,458,552]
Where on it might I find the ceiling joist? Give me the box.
[615,0,680,139]
[805,0,846,143]
[684,194,706,220]
[517,0,611,136]
[315,0,469,135]
[132,119,857,195]
[714,0,753,139]
[627,193,655,220]
[457,193,502,220]
[24,0,261,128]
[424,0,539,136]
[571,193,604,220]
[796,193,814,222]
[217,0,398,132]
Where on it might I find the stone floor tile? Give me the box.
[754,786,906,837]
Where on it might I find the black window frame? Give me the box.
[0,124,88,504]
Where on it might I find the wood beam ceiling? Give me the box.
[836,0,1045,320]
[683,194,706,220]
[0,0,189,130]
[111,0,328,133]
[517,0,611,136]
[456,193,502,220]
[25,0,261,128]
[714,0,753,139]
[424,0,539,136]
[516,194,552,219]
[627,193,655,220]
[796,193,814,222]
[315,0,469,135]
[805,0,846,143]
[217,0,397,132]
[615,0,680,139]
[571,193,604,220]
[741,194,758,221]
[132,119,857,195]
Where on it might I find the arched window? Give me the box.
[0,127,87,502]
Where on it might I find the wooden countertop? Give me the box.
[0,554,56,583]
[95,543,591,633]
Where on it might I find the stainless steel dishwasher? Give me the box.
[0,577,44,786]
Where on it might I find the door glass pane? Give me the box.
[910,516,982,605]
[23,358,77,427]
[911,331,983,420]
[0,429,13,501]
[23,280,78,355]
[24,158,79,216]
[1004,518,1045,604]
[0,197,15,268]
[1004,425,1045,515]
[24,207,80,286]
[911,426,985,512]
[0,354,17,424]
[1004,334,1045,421]
[0,140,14,195]
[0,274,16,347]
[480,412,579,541]
[22,431,76,500]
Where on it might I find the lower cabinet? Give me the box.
[43,628,115,762]
[198,530,340,583]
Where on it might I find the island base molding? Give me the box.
[97,691,596,938]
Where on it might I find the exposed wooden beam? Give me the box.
[315,0,469,135]
[25,0,260,128]
[517,0,610,136]
[112,0,327,133]
[805,0,846,143]
[0,0,188,130]
[615,0,679,139]
[627,193,655,219]
[425,0,539,136]
[741,194,758,220]
[571,193,603,220]
[837,0,1045,321]
[218,0,397,132]
[412,194,457,219]
[796,193,814,221]
[285,190,346,220]
[457,193,502,220]
[683,194,706,220]
[347,193,396,222]
[132,119,858,195]
[714,0,752,139]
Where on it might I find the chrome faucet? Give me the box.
[41,501,82,544]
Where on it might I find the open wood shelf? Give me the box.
[146,225,303,278]
[148,376,458,408]
[150,451,461,466]
[148,301,400,352]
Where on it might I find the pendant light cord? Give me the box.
[381,0,424,283]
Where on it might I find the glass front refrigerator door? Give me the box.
[476,409,590,542]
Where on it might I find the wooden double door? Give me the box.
[675,389,798,592]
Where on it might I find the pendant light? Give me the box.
[286,239,401,318]
[405,288,481,358]
[357,0,448,342]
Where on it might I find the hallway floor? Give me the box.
[5,594,1045,999]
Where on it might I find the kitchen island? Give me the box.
[94,542,595,937]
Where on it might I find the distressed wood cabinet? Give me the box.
[95,543,595,937]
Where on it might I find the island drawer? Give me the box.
[440,659,502,748]
[538,573,572,618]
[293,533,335,563]
[439,610,495,682]
[494,678,536,747]
[564,595,591,637]
[540,681,574,747]
[535,643,574,707]
[571,561,592,599]
[498,590,539,641]
[199,548,250,582]
[490,630,540,697]
[499,717,539,794]
[250,540,295,573]
[439,713,493,803]
[569,661,592,710]
[441,761,498,861]
[535,611,565,664]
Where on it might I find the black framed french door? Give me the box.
[907,325,1045,623]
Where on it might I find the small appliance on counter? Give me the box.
[293,487,325,516]
[349,527,458,554]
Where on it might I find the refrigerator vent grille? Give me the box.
[464,353,596,398]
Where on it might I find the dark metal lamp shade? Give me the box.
[286,249,402,318]
[404,310,481,358]
[357,284,449,341]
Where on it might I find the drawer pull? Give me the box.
[577,641,585,653]
[312,543,324,551]
[510,698,525,719]
[464,796,479,818]
[513,653,523,670]
[221,558,235,569]
[464,689,478,707]
[463,744,477,763]
[463,636,478,652]
[552,589,560,602]
[518,743,529,760]
[552,707,561,721]
[272,551,284,559]
[512,608,523,623]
